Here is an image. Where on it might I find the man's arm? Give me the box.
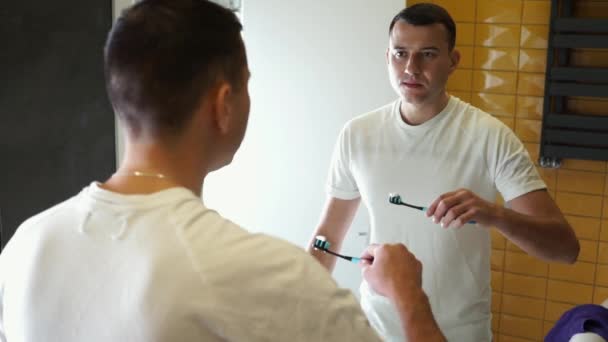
[427,189,579,263]
[361,244,446,341]
[307,196,360,272]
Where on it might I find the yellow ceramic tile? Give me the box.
[505,251,548,277]
[601,220,608,241]
[503,272,547,298]
[547,279,593,304]
[517,73,545,96]
[434,0,476,22]
[474,47,519,71]
[492,291,502,312]
[493,270,504,292]
[599,242,608,264]
[545,301,576,322]
[501,294,545,319]
[492,249,505,271]
[477,0,523,24]
[447,69,473,91]
[516,96,543,120]
[566,216,601,241]
[574,1,608,18]
[555,192,604,218]
[492,229,506,249]
[597,264,608,287]
[561,159,607,172]
[578,240,599,263]
[519,49,547,73]
[524,143,540,165]
[537,167,556,190]
[476,24,521,48]
[567,98,608,116]
[472,93,516,117]
[544,322,555,340]
[500,335,533,342]
[497,117,515,130]
[507,240,526,254]
[594,286,608,304]
[520,25,549,49]
[472,70,518,94]
[515,119,541,143]
[570,49,608,68]
[557,169,606,196]
[493,315,501,335]
[522,1,551,25]
[449,90,472,103]
[605,174,608,195]
[457,46,474,69]
[499,314,543,340]
[604,199,608,218]
[548,261,596,285]
[456,23,475,46]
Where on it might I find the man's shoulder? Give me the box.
[344,100,398,133]
[450,96,513,134]
[176,208,333,285]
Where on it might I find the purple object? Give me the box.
[545,304,608,341]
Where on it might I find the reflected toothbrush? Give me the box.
[388,193,476,224]
[313,236,362,264]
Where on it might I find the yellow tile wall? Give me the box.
[405,0,608,340]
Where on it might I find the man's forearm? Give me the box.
[307,241,338,272]
[493,206,579,263]
[392,289,446,342]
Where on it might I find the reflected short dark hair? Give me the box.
[389,3,456,51]
[104,0,246,137]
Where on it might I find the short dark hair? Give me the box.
[389,3,456,51]
[104,0,246,138]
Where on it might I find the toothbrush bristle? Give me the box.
[388,193,402,204]
[313,236,330,250]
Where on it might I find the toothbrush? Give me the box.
[313,236,362,264]
[388,193,476,224]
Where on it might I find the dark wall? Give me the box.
[0,1,115,248]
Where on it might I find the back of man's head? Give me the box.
[104,0,246,139]
[389,3,456,51]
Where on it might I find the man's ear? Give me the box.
[211,82,233,135]
[448,49,460,74]
[386,48,390,65]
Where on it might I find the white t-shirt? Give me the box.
[327,96,546,341]
[0,183,381,342]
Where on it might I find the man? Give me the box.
[308,3,580,341]
[0,1,445,341]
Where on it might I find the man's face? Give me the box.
[387,21,458,106]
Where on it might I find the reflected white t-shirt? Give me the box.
[0,183,380,342]
[327,96,546,341]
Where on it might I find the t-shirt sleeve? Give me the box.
[326,123,360,200]
[490,123,547,202]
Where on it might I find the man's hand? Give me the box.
[360,243,422,301]
[360,243,447,341]
[426,188,500,228]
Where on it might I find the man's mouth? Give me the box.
[401,81,423,88]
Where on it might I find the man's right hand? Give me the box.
[359,243,423,301]
[360,243,447,341]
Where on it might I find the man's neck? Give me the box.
[399,92,451,126]
[102,142,208,197]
